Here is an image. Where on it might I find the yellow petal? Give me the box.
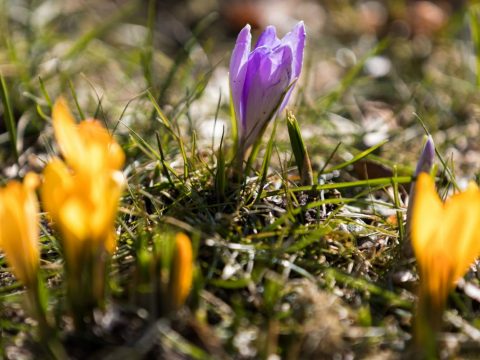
[24,172,40,191]
[42,158,74,224]
[93,171,125,253]
[0,177,40,286]
[23,172,41,261]
[52,97,84,169]
[58,196,91,265]
[441,186,480,281]
[411,173,444,260]
[52,99,125,174]
[77,120,125,171]
[104,230,117,254]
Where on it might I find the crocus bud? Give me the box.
[411,173,480,354]
[169,233,193,311]
[414,135,435,176]
[230,22,306,154]
[404,135,435,257]
[0,172,40,287]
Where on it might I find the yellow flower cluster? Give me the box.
[0,98,194,329]
[41,98,125,268]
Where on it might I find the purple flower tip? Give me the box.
[415,135,435,176]
[229,22,306,151]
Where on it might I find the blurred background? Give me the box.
[0,0,479,181]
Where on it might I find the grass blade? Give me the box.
[324,140,388,173]
[287,110,313,186]
[215,128,226,202]
[68,79,85,120]
[255,119,278,203]
[0,73,18,161]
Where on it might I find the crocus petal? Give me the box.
[442,184,480,280]
[281,21,306,79]
[42,158,74,223]
[0,175,40,286]
[229,24,252,129]
[60,197,90,245]
[90,170,125,253]
[411,173,444,258]
[53,99,124,175]
[23,173,41,254]
[428,190,480,308]
[52,97,84,170]
[77,120,125,172]
[255,25,281,49]
[278,21,306,110]
[239,46,266,134]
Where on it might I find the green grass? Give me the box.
[1,0,480,358]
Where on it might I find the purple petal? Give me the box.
[255,26,281,49]
[242,46,293,148]
[239,47,267,135]
[281,21,306,79]
[229,24,252,128]
[278,22,306,111]
[415,135,435,176]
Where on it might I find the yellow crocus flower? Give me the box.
[0,173,40,286]
[41,98,125,266]
[169,233,193,310]
[412,173,480,310]
[411,173,480,353]
[41,98,126,326]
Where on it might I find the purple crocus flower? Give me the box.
[229,22,306,153]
